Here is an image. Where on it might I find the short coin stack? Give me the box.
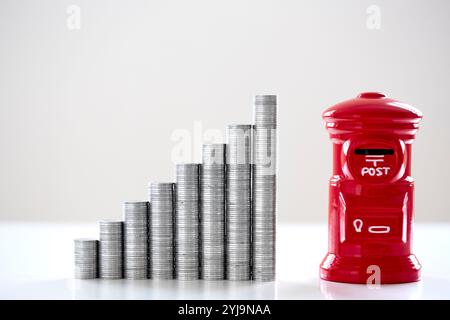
[74,239,98,279]
[252,95,277,281]
[149,183,175,279]
[175,164,200,280]
[226,124,252,280]
[200,144,226,280]
[99,220,123,279]
[123,201,149,279]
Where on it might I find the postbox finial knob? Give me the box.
[357,92,387,99]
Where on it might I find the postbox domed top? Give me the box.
[322,92,422,141]
[323,92,422,122]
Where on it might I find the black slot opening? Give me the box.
[355,148,394,155]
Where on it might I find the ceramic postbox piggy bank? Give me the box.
[320,92,422,284]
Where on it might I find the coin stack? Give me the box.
[123,201,149,279]
[175,164,200,280]
[226,124,252,280]
[74,239,98,279]
[200,144,226,280]
[99,220,123,279]
[149,182,175,279]
[252,95,277,281]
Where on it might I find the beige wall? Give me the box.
[1,0,449,223]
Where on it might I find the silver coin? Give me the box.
[252,95,277,282]
[175,164,200,280]
[225,125,252,281]
[148,182,175,280]
[98,220,123,279]
[200,144,226,280]
[123,201,149,279]
[74,239,98,279]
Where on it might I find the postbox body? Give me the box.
[320,92,422,284]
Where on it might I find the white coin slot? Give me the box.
[368,226,390,234]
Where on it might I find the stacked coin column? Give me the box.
[74,239,98,279]
[200,144,226,280]
[226,125,252,280]
[123,201,149,279]
[149,183,175,279]
[252,95,277,281]
[175,164,200,280]
[99,220,123,279]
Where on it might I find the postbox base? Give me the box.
[320,253,421,284]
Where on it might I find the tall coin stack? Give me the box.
[175,164,200,280]
[200,144,226,280]
[74,239,98,279]
[226,125,252,280]
[99,220,123,279]
[149,183,175,279]
[252,95,277,281]
[123,201,149,279]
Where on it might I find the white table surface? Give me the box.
[0,222,449,300]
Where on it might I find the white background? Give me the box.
[1,0,449,223]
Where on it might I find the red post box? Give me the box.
[320,92,422,284]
